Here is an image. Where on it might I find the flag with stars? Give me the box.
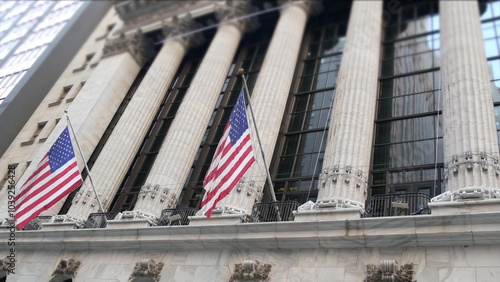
[15,127,83,229]
[201,90,255,218]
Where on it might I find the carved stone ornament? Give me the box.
[229,260,272,282]
[0,256,12,274]
[162,14,205,49]
[215,0,260,33]
[129,259,165,282]
[102,29,155,66]
[364,260,416,282]
[52,258,81,278]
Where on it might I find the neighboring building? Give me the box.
[1,0,500,281]
[0,0,111,158]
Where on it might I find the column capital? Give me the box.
[102,29,155,67]
[162,13,205,49]
[215,0,260,34]
[278,0,323,16]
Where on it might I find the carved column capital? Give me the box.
[229,260,272,282]
[102,29,155,66]
[129,259,164,282]
[0,256,12,274]
[162,13,205,49]
[278,0,323,16]
[215,0,260,34]
[52,258,81,279]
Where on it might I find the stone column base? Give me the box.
[429,199,500,215]
[106,218,151,229]
[42,222,79,230]
[188,214,247,226]
[293,207,363,222]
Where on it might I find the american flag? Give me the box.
[201,90,255,217]
[15,127,83,229]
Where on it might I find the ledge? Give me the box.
[2,212,500,251]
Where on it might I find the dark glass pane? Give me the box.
[413,139,434,165]
[284,135,299,155]
[289,112,305,131]
[303,60,317,76]
[299,76,313,92]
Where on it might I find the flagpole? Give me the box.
[65,110,105,213]
[238,69,283,221]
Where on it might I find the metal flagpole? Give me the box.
[65,110,105,213]
[238,68,282,221]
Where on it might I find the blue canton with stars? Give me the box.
[228,90,250,145]
[48,127,77,172]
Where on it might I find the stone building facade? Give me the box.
[1,0,500,281]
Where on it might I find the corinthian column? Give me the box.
[193,1,321,222]
[128,1,259,224]
[430,1,500,214]
[64,16,203,224]
[35,30,152,229]
[295,0,383,221]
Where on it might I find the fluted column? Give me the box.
[208,1,321,216]
[430,1,500,210]
[295,1,382,220]
[131,2,258,220]
[24,31,150,225]
[65,16,203,221]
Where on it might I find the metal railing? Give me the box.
[83,212,117,229]
[364,193,431,217]
[251,201,300,222]
[158,207,197,226]
[23,215,53,230]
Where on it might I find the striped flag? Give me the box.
[15,127,83,229]
[201,90,255,217]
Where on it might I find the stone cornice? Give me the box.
[3,212,500,251]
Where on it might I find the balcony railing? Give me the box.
[83,212,117,229]
[251,201,300,222]
[23,215,53,230]
[364,193,431,217]
[158,207,197,226]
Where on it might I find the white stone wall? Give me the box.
[5,245,500,281]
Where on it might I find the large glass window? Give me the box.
[371,1,442,197]
[481,0,500,148]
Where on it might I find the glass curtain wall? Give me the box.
[371,1,442,198]
[270,5,349,204]
[481,0,500,148]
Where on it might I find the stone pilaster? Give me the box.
[295,0,383,221]
[430,1,500,213]
[131,1,256,221]
[65,17,202,223]
[197,1,319,219]
[24,37,146,225]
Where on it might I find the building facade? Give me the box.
[1,0,500,281]
[0,0,111,160]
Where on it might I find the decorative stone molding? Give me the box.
[71,189,103,209]
[364,260,415,282]
[431,188,500,203]
[0,256,12,274]
[319,165,368,189]
[102,29,155,66]
[278,0,323,16]
[115,210,158,225]
[297,197,364,211]
[52,258,81,279]
[443,151,500,179]
[138,184,176,208]
[129,259,164,282]
[162,14,205,49]
[215,0,260,34]
[49,215,84,226]
[229,260,272,282]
